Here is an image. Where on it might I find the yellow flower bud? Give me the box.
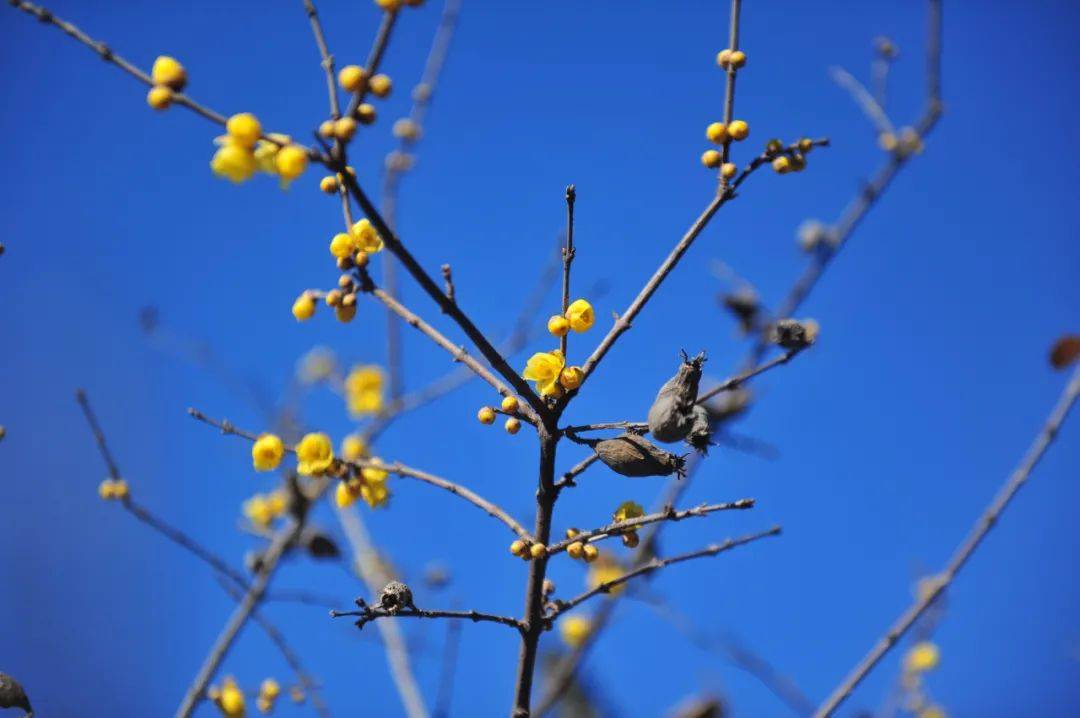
[296,432,334,476]
[509,539,526,556]
[376,0,403,9]
[226,112,262,148]
[567,541,584,559]
[501,395,519,413]
[565,527,580,539]
[151,55,187,90]
[147,85,173,110]
[320,176,339,194]
[582,544,599,562]
[333,116,358,142]
[336,480,361,508]
[275,145,308,180]
[335,303,357,323]
[369,74,393,98]
[772,156,791,174]
[622,531,640,548]
[729,50,747,68]
[559,367,584,391]
[505,417,522,435]
[903,641,940,673]
[798,137,814,153]
[338,65,367,92]
[211,145,257,183]
[319,120,336,138]
[706,122,728,144]
[560,615,592,648]
[716,49,732,68]
[727,120,750,141]
[330,233,356,259]
[701,149,722,169]
[252,433,285,471]
[111,480,129,500]
[529,543,546,559]
[547,315,570,337]
[721,162,737,179]
[565,299,594,333]
[392,118,422,141]
[357,104,378,125]
[260,678,281,700]
[477,406,496,425]
[292,293,316,321]
[341,434,368,461]
[98,479,115,500]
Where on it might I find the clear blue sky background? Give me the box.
[2,1,1078,716]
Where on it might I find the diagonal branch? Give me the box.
[545,499,756,555]
[332,603,525,634]
[813,365,1080,717]
[547,526,782,620]
[829,66,894,136]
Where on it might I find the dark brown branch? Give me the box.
[548,526,781,619]
[303,0,341,120]
[75,389,121,480]
[559,185,576,358]
[553,454,599,490]
[813,365,1080,717]
[332,603,525,634]
[545,499,756,555]
[344,9,398,119]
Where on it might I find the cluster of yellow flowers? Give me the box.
[508,537,549,561]
[344,365,386,417]
[97,478,130,501]
[208,676,245,717]
[477,395,522,435]
[335,457,391,510]
[243,489,288,528]
[901,640,946,718]
[559,614,593,648]
[255,677,281,714]
[210,112,308,186]
[518,298,594,401]
[768,137,816,175]
[697,48,752,173]
[562,528,600,563]
[146,55,186,110]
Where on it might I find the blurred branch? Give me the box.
[432,615,463,718]
[333,602,525,634]
[829,66,894,136]
[547,526,782,619]
[813,365,1080,717]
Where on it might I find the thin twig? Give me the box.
[75,389,122,480]
[553,454,599,490]
[333,604,525,634]
[560,185,576,358]
[829,66,894,136]
[345,9,399,119]
[547,526,782,619]
[717,0,742,193]
[813,366,1080,717]
[545,499,756,556]
[303,0,341,120]
[696,348,804,404]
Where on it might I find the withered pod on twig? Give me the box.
[647,352,707,443]
[593,433,686,478]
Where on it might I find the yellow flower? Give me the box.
[216,676,246,717]
[523,349,566,397]
[243,494,275,527]
[260,678,281,700]
[361,458,389,484]
[559,366,584,391]
[211,144,257,183]
[292,293,316,321]
[266,489,288,516]
[334,116,358,141]
[613,500,645,523]
[338,65,367,92]
[151,55,187,90]
[330,232,357,259]
[505,417,521,435]
[369,74,393,98]
[320,175,338,194]
[727,119,750,141]
[251,433,285,471]
[903,641,940,673]
[336,479,362,508]
[275,145,308,181]
[565,299,594,333]
[350,218,384,253]
[729,50,747,68]
[477,406,496,424]
[501,395,519,413]
[227,112,262,148]
[296,432,334,476]
[706,122,727,144]
[99,479,129,500]
[147,85,173,110]
[721,162,737,179]
[701,150,722,169]
[341,434,369,461]
[361,480,390,509]
[586,554,626,595]
[547,315,570,337]
[345,365,385,417]
[560,615,592,648]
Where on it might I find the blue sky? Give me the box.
[2,1,1079,716]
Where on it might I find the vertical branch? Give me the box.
[432,613,463,718]
[303,0,341,120]
[336,505,429,718]
[717,0,742,193]
[559,185,576,358]
[813,366,1080,717]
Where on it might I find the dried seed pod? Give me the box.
[770,318,819,350]
[684,404,714,453]
[378,581,414,613]
[1049,335,1080,370]
[594,433,686,478]
[721,289,760,334]
[0,672,31,713]
[299,527,341,560]
[647,352,707,443]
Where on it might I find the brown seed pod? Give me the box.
[378,581,414,614]
[647,352,707,443]
[684,404,714,454]
[594,433,686,478]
